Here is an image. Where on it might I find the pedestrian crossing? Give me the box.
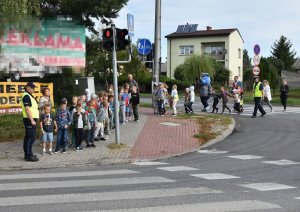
[0,165,287,211]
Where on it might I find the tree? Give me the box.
[40,0,128,34]
[0,0,40,15]
[271,35,297,72]
[243,49,251,71]
[174,64,185,81]
[179,54,215,84]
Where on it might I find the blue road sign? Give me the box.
[254,44,260,55]
[137,38,152,55]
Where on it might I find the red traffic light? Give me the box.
[117,29,128,39]
[103,28,113,38]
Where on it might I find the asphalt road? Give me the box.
[0,104,300,211]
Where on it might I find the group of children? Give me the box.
[39,84,140,155]
[211,86,244,114]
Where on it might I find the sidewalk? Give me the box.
[0,108,234,170]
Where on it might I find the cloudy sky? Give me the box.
[113,0,300,62]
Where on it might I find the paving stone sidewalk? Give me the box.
[0,107,233,170]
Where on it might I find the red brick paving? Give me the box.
[131,107,200,160]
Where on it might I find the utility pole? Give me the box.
[111,23,120,145]
[153,0,161,85]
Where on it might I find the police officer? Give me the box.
[251,77,266,118]
[21,82,39,162]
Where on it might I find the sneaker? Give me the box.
[76,147,83,151]
[54,149,60,154]
[91,143,96,148]
[261,113,266,117]
[251,115,256,118]
[94,137,100,141]
[134,119,139,122]
[100,137,107,141]
[62,149,67,154]
[86,144,91,148]
[41,150,46,155]
[49,151,53,155]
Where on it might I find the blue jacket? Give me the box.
[55,108,71,129]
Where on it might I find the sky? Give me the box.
[112,0,300,63]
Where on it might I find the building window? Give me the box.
[238,48,241,58]
[238,66,241,77]
[179,45,194,55]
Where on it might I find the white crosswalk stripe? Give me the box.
[263,159,299,166]
[198,149,229,154]
[131,161,168,166]
[239,183,296,191]
[0,168,283,211]
[227,155,264,160]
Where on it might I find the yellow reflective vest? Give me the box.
[253,82,263,98]
[21,92,39,119]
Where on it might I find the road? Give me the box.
[0,103,300,211]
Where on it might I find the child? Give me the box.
[85,101,97,147]
[211,88,219,113]
[184,87,190,114]
[170,84,179,115]
[123,85,131,122]
[232,89,242,114]
[69,95,79,148]
[188,86,195,114]
[130,86,140,122]
[55,98,71,153]
[80,94,87,108]
[108,95,115,130]
[157,82,166,116]
[220,87,231,114]
[69,95,78,113]
[40,104,57,155]
[152,83,158,115]
[119,86,126,124]
[72,103,86,151]
[94,101,109,141]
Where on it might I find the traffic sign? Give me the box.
[127,13,134,37]
[252,66,260,76]
[253,55,260,66]
[137,38,152,55]
[254,44,260,55]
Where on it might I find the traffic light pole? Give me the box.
[153,0,161,84]
[111,24,121,145]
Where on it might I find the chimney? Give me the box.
[206,26,212,31]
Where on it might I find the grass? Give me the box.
[0,113,42,143]
[0,113,24,142]
[177,113,232,146]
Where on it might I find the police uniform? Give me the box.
[21,83,39,161]
[252,81,266,118]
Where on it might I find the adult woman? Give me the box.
[171,84,179,115]
[280,79,289,111]
[263,80,272,112]
[39,87,52,114]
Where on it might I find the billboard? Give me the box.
[0,18,85,75]
[0,82,54,114]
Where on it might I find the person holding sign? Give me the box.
[21,82,40,162]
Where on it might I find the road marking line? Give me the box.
[198,149,229,154]
[0,177,175,191]
[227,155,264,160]
[191,173,240,180]
[159,122,182,127]
[0,187,222,206]
[0,170,139,180]
[263,159,299,166]
[239,182,296,191]
[131,161,168,166]
[156,166,199,172]
[92,200,281,212]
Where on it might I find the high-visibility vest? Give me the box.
[21,92,39,119]
[253,82,263,97]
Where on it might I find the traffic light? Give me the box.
[146,43,154,68]
[116,28,130,51]
[102,28,114,51]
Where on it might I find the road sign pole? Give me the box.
[153,0,161,84]
[111,24,120,145]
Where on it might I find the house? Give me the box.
[165,24,244,81]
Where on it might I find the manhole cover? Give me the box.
[159,122,182,127]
